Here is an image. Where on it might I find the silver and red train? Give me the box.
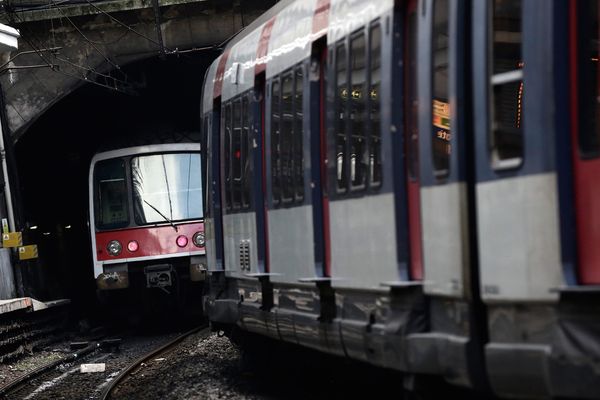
[200,0,600,398]
[89,143,206,305]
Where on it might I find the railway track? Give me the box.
[0,306,69,364]
[0,340,103,397]
[100,324,208,400]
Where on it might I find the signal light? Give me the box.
[176,235,188,248]
[127,240,139,252]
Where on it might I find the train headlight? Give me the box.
[107,240,122,256]
[176,235,188,248]
[192,232,205,247]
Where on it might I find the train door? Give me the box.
[208,52,230,272]
[404,0,423,280]
[418,0,470,300]
[310,39,329,278]
[253,72,269,275]
[417,0,489,389]
[473,0,564,301]
[208,102,225,270]
[571,1,600,284]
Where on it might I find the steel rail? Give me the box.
[100,324,209,400]
[0,341,101,397]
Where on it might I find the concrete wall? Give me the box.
[0,248,16,299]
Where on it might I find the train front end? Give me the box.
[89,144,206,304]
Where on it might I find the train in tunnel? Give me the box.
[88,143,207,311]
[195,0,600,398]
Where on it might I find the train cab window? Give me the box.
[577,0,600,158]
[369,24,382,187]
[350,32,367,190]
[232,99,242,209]
[336,42,348,192]
[241,96,251,208]
[281,72,294,203]
[271,79,282,205]
[490,0,523,169]
[131,153,203,224]
[224,103,232,211]
[432,0,451,179]
[294,66,305,201]
[95,158,129,230]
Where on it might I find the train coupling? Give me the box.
[144,264,173,289]
[190,255,208,282]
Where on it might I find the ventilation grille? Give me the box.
[239,240,250,271]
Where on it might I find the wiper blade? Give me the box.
[143,199,178,232]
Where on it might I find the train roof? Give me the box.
[90,143,201,167]
[202,0,393,113]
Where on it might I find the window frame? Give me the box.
[489,0,524,170]
[431,0,452,180]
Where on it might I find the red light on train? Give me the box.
[127,240,139,252]
[176,235,188,248]
[235,150,241,159]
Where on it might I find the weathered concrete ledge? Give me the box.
[0,297,70,315]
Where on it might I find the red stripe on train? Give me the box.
[255,17,276,76]
[95,221,204,262]
[312,0,330,38]
[213,49,231,99]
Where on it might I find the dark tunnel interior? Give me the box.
[12,52,216,318]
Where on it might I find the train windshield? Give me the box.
[95,158,129,230]
[131,153,203,225]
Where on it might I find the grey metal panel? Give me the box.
[221,29,262,102]
[477,173,563,302]
[266,0,316,79]
[328,0,393,43]
[329,193,398,290]
[420,182,469,298]
[223,212,258,278]
[268,205,315,284]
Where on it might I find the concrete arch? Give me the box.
[0,0,274,141]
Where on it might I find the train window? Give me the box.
[95,158,129,230]
[241,95,251,208]
[577,0,600,158]
[224,103,232,211]
[232,99,242,209]
[131,153,203,224]
[431,0,451,179]
[369,24,382,187]
[281,72,294,203]
[271,79,281,205]
[336,41,348,193]
[406,12,419,181]
[294,66,305,201]
[350,32,367,191]
[490,0,523,169]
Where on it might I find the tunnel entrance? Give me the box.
[12,52,216,318]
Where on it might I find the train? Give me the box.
[199,0,600,398]
[88,143,207,310]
